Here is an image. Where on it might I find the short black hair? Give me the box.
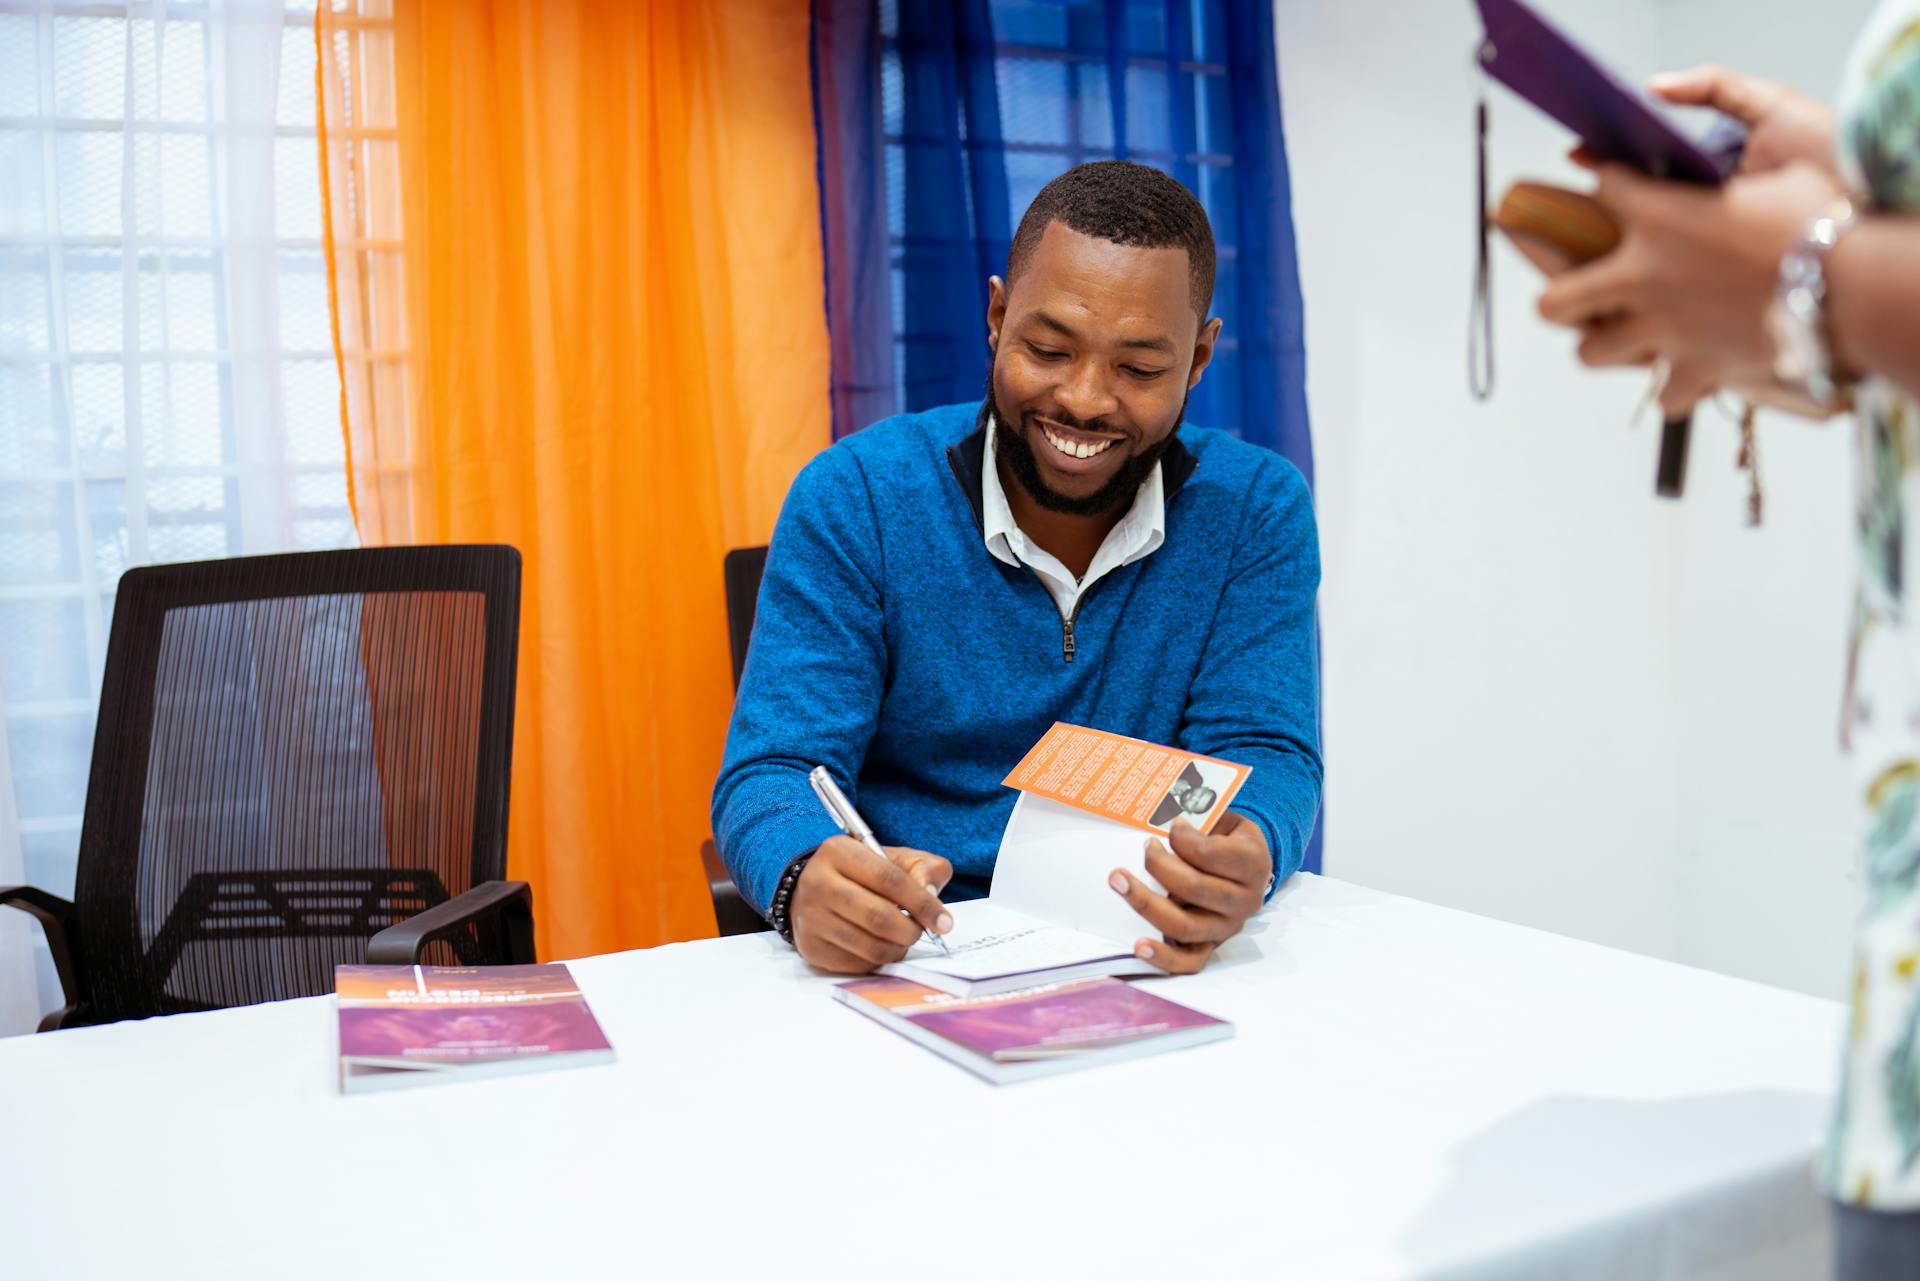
[1006,160,1215,318]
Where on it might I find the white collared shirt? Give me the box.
[981,415,1165,620]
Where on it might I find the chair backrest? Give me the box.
[71,546,521,1019]
[722,546,768,689]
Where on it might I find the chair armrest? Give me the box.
[0,885,83,1023]
[700,839,772,938]
[365,880,536,966]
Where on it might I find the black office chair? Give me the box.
[703,546,775,937]
[0,546,536,1031]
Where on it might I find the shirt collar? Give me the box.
[980,415,1165,569]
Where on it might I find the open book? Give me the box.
[880,725,1251,997]
[880,895,1156,996]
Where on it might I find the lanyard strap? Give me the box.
[1469,53,1495,401]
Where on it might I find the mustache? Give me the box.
[1028,407,1129,440]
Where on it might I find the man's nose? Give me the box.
[1055,360,1119,425]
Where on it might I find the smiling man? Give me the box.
[712,160,1321,975]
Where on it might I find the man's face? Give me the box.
[987,221,1221,517]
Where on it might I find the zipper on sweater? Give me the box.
[1061,600,1079,663]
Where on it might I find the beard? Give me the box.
[987,370,1187,518]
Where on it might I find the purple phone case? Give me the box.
[1474,0,1740,185]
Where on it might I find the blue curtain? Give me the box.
[811,0,1321,873]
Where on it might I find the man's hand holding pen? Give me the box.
[790,837,954,974]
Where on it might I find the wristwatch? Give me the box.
[1769,197,1859,411]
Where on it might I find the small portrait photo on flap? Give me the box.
[1146,758,1234,832]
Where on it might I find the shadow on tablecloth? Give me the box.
[1397,1090,1833,1281]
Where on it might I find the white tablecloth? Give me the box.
[0,874,1844,1280]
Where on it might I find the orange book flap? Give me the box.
[1002,723,1250,837]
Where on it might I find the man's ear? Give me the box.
[1188,315,1223,388]
[987,275,1008,350]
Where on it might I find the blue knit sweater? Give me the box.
[711,401,1322,916]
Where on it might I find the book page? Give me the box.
[989,792,1170,945]
[1001,722,1248,836]
[882,900,1135,983]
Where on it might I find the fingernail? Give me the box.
[1109,871,1129,894]
[1135,941,1154,960]
[936,912,953,934]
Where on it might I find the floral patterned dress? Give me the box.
[1827,0,1920,1211]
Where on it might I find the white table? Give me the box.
[0,875,1844,1280]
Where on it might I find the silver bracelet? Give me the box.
[1770,197,1859,410]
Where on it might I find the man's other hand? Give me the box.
[790,836,953,973]
[1108,811,1271,974]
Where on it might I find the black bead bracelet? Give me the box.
[767,852,814,945]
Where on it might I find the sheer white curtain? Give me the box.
[0,0,354,1034]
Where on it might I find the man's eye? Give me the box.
[1026,344,1067,361]
[1124,366,1168,380]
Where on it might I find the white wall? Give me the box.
[1655,0,1877,999]
[1277,0,1873,999]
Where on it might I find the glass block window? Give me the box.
[0,0,358,1028]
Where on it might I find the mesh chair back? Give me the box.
[71,547,520,1020]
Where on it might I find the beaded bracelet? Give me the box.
[767,852,814,945]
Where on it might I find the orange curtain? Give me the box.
[317,0,831,957]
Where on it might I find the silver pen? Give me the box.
[808,765,952,955]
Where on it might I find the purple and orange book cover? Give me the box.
[336,964,612,1066]
[840,975,1226,1060]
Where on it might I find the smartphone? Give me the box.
[1474,0,1743,185]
